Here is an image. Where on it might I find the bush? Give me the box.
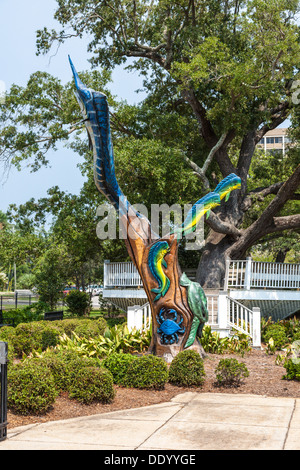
[262,323,288,350]
[51,318,107,338]
[282,358,300,381]
[45,349,101,391]
[215,358,249,387]
[65,290,91,316]
[68,366,115,404]
[11,321,61,357]
[1,302,47,327]
[8,361,58,414]
[125,354,168,390]
[73,319,105,339]
[201,325,229,354]
[28,354,70,392]
[168,350,206,387]
[102,352,137,385]
[97,316,109,335]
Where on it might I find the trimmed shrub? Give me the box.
[29,354,70,392]
[65,290,91,316]
[8,361,58,415]
[262,323,288,350]
[215,358,249,387]
[51,318,82,337]
[73,319,105,339]
[169,350,206,387]
[102,352,137,385]
[125,355,168,390]
[11,321,61,357]
[282,359,300,381]
[68,366,115,404]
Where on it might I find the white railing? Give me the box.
[104,260,197,288]
[127,295,261,347]
[224,258,300,290]
[127,303,151,331]
[206,293,219,325]
[226,296,261,347]
[104,260,143,288]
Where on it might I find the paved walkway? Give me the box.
[0,392,299,450]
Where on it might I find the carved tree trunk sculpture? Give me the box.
[69,57,241,361]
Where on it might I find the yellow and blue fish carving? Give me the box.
[148,241,170,301]
[214,173,241,202]
[173,192,221,237]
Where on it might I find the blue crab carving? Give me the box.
[156,307,185,344]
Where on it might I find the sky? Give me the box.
[0,0,145,214]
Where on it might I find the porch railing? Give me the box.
[103,260,197,288]
[104,261,143,288]
[224,258,300,290]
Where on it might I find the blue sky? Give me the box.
[0,0,145,213]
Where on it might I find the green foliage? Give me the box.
[262,323,289,351]
[73,318,107,338]
[124,354,168,390]
[215,358,249,388]
[201,325,230,353]
[64,290,91,316]
[68,366,115,404]
[0,327,15,365]
[9,321,61,357]
[282,358,300,381]
[8,361,58,415]
[102,352,136,385]
[1,302,47,327]
[32,349,102,392]
[201,325,252,355]
[56,322,151,359]
[168,350,206,387]
[33,245,70,310]
[29,354,70,392]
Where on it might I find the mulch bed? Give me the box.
[7,347,300,429]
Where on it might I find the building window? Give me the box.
[274,137,283,143]
[266,137,274,144]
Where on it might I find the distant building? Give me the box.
[257,128,291,155]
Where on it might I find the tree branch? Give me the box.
[205,212,242,239]
[182,131,229,190]
[265,214,300,235]
[228,164,300,258]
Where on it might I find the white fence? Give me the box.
[224,258,300,290]
[104,260,143,288]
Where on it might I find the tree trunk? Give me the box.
[121,212,206,361]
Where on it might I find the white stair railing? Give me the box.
[127,303,151,332]
[226,296,261,348]
[127,296,261,347]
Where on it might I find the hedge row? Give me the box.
[0,317,108,359]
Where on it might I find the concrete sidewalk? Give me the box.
[0,392,299,450]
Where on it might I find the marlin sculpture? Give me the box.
[70,55,242,356]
